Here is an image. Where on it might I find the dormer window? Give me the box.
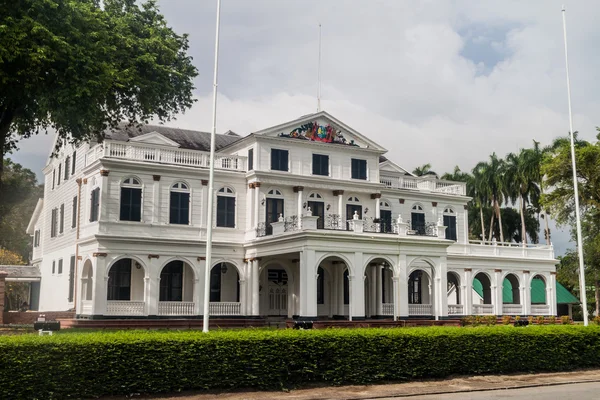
[120,177,142,222]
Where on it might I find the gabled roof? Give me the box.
[129,131,181,147]
[252,111,387,152]
[379,158,412,176]
[104,123,242,152]
[26,198,44,235]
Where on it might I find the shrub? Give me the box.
[485,315,497,326]
[561,316,571,325]
[1,326,600,399]
[528,316,534,325]
[501,316,512,325]
[515,315,521,321]
[594,316,600,325]
[548,316,557,325]
[536,316,545,325]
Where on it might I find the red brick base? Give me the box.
[2,311,75,325]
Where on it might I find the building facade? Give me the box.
[28,111,558,320]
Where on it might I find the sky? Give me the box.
[10,0,600,255]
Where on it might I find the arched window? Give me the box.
[408,270,422,304]
[217,187,235,228]
[268,189,283,196]
[120,177,142,221]
[443,207,457,241]
[346,196,362,224]
[411,204,425,234]
[379,200,392,233]
[308,193,325,229]
[170,182,190,225]
[265,188,284,235]
[308,192,322,199]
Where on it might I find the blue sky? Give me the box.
[12,0,600,256]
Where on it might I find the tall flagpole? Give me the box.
[562,6,588,326]
[317,23,322,112]
[203,0,222,333]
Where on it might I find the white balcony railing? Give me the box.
[209,302,242,316]
[106,301,145,316]
[502,304,523,315]
[81,300,93,315]
[473,304,494,315]
[408,303,433,316]
[380,175,466,196]
[448,241,555,260]
[531,304,551,315]
[382,303,394,316]
[85,141,247,172]
[158,301,195,316]
[448,304,464,315]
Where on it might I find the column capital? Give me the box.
[494,269,502,273]
[197,256,206,261]
[201,179,208,186]
[100,169,110,177]
[398,198,405,204]
[293,186,304,192]
[463,268,472,272]
[248,183,255,189]
[153,175,161,181]
[370,193,381,199]
[523,270,530,274]
[92,252,107,257]
[148,254,160,259]
[333,190,344,196]
[550,271,557,275]
[432,201,438,207]
[254,182,262,188]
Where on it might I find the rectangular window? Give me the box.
[169,191,190,225]
[52,260,55,274]
[58,258,63,274]
[216,196,236,228]
[57,164,62,185]
[50,208,57,237]
[351,158,367,180]
[312,154,329,176]
[72,151,77,174]
[72,196,78,228]
[444,215,457,241]
[120,187,142,221]
[90,188,100,222]
[64,156,70,180]
[68,256,76,302]
[248,148,254,171]
[270,149,289,171]
[59,203,64,234]
[411,212,426,235]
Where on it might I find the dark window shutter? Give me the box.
[90,188,100,222]
[59,204,64,233]
[72,151,77,174]
[120,187,142,221]
[68,256,76,302]
[444,215,457,241]
[64,157,70,180]
[58,259,63,274]
[248,148,254,171]
[72,196,78,228]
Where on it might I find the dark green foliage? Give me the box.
[1,326,600,399]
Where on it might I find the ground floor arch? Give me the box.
[105,257,146,316]
[364,259,394,318]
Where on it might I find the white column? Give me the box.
[375,266,383,316]
[397,255,408,318]
[152,176,160,224]
[251,259,260,316]
[99,170,109,221]
[392,276,399,320]
[248,184,254,230]
[374,195,381,219]
[337,192,344,218]
[493,269,502,315]
[193,278,201,315]
[239,278,247,316]
[462,206,469,243]
[146,258,159,316]
[464,269,473,315]
[299,250,317,318]
[438,257,448,318]
[254,183,261,231]
[350,251,365,319]
[549,273,557,315]
[296,187,303,228]
[522,271,531,315]
[92,257,107,315]
[197,258,206,315]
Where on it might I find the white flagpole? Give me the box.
[203,0,222,333]
[562,6,588,326]
[317,23,322,112]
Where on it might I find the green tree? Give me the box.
[412,163,437,177]
[474,153,506,242]
[0,0,198,213]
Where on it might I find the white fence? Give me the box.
[448,304,464,315]
[531,304,551,315]
[105,301,145,316]
[502,304,523,315]
[209,302,242,316]
[408,303,432,316]
[380,175,466,195]
[448,241,555,260]
[158,301,195,316]
[382,303,394,316]
[86,141,247,172]
[473,304,494,315]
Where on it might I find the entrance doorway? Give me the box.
[267,269,288,316]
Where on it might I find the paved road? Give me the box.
[379,382,600,400]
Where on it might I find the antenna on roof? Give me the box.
[317,23,322,112]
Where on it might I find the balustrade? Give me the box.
[531,304,550,315]
[158,301,195,316]
[209,302,241,316]
[472,304,494,315]
[408,303,432,315]
[380,175,466,195]
[106,301,145,316]
[447,304,464,315]
[382,303,394,316]
[502,304,523,315]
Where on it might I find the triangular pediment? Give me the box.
[130,131,180,147]
[380,159,412,176]
[252,111,387,151]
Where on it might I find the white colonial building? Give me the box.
[27,111,559,321]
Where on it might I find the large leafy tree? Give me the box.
[474,153,506,242]
[0,0,198,212]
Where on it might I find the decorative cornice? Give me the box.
[333,190,344,196]
[293,186,304,193]
[76,178,82,185]
[153,175,161,181]
[92,252,107,258]
[99,170,109,177]
[77,256,82,261]
[201,180,208,186]
[370,193,381,199]
[148,254,160,259]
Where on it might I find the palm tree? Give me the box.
[474,153,506,242]
[412,163,437,177]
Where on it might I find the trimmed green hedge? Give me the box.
[2,326,600,399]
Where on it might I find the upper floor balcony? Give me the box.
[380,174,467,196]
[85,140,247,172]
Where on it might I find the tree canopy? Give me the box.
[0,0,198,203]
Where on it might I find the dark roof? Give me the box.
[105,124,243,152]
[0,266,41,279]
[379,155,388,163]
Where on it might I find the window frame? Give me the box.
[71,151,77,174]
[90,187,100,222]
[59,203,64,234]
[351,158,368,180]
[312,153,330,176]
[169,182,191,225]
[119,177,143,222]
[216,187,236,228]
[270,148,289,172]
[58,258,63,275]
[64,156,70,181]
